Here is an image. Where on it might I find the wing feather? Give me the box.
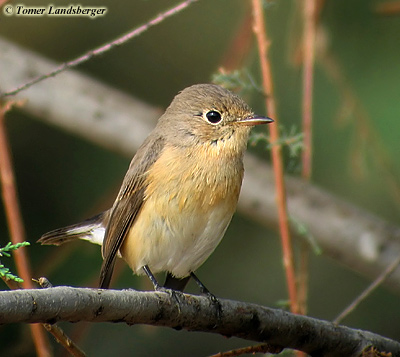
[99,135,165,289]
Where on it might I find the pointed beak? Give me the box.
[236,115,274,126]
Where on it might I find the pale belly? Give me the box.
[120,192,236,277]
[119,144,244,278]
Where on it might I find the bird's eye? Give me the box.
[205,110,222,124]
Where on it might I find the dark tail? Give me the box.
[38,212,107,246]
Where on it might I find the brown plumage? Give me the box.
[38,84,273,292]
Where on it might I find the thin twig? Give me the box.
[0,0,11,7]
[298,0,318,321]
[1,275,22,290]
[333,254,400,325]
[219,8,254,71]
[375,1,400,15]
[208,343,283,357]
[251,0,299,314]
[0,103,52,356]
[33,278,86,357]
[301,0,316,180]
[298,242,309,316]
[0,102,31,287]
[1,0,199,98]
[42,324,86,357]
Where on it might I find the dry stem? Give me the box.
[251,0,298,314]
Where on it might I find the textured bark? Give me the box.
[0,287,399,356]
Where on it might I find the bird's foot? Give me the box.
[190,272,222,322]
[155,285,185,312]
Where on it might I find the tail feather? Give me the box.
[38,212,107,246]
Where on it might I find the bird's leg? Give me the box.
[190,272,222,320]
[143,266,184,311]
[142,265,163,290]
[190,272,216,300]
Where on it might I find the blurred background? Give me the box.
[1,0,400,355]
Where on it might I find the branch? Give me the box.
[252,0,298,314]
[0,36,160,155]
[1,0,200,98]
[241,155,400,293]
[0,287,399,356]
[1,36,400,294]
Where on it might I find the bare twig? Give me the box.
[298,242,310,317]
[0,103,51,356]
[219,8,254,72]
[31,278,86,357]
[42,324,86,357]
[0,102,31,287]
[251,0,298,314]
[298,0,318,322]
[1,275,21,290]
[301,0,317,181]
[375,1,400,15]
[0,0,11,7]
[208,343,282,357]
[334,254,400,325]
[1,0,200,98]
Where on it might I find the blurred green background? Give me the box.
[1,0,400,355]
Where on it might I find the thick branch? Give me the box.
[0,287,399,356]
[241,155,400,293]
[1,36,400,293]
[0,37,160,154]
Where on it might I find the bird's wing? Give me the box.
[99,135,165,289]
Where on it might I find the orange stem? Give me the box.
[376,1,400,15]
[298,0,317,320]
[0,106,51,356]
[301,0,316,181]
[251,0,298,314]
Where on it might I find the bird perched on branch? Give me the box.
[38,83,273,295]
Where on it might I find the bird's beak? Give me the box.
[236,115,274,126]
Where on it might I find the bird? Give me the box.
[38,83,273,294]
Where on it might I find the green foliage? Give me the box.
[212,69,264,95]
[249,125,304,158]
[290,217,322,255]
[0,242,30,283]
[262,0,276,10]
[276,299,291,310]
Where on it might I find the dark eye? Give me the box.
[205,110,222,124]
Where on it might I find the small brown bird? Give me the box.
[39,84,273,293]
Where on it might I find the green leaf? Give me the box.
[0,241,30,283]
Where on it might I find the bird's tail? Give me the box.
[38,211,107,246]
